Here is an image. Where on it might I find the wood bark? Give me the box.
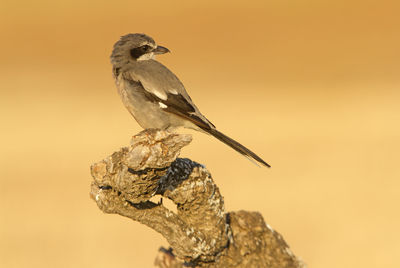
[90,129,306,267]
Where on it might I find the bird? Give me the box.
[110,33,270,167]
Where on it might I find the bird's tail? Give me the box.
[204,128,271,168]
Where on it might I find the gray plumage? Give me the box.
[110,33,270,167]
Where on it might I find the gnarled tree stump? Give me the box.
[90,129,305,268]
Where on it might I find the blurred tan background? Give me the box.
[1,0,399,267]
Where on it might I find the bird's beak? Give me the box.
[153,45,170,54]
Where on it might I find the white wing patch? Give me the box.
[158,102,168,109]
[137,76,168,100]
[169,89,178,94]
[149,88,168,100]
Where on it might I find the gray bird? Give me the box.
[110,33,270,167]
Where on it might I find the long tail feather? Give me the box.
[204,128,271,168]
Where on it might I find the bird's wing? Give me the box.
[120,61,271,168]
[123,62,215,130]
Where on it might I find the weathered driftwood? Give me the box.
[90,129,305,267]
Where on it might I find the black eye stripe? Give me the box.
[130,45,152,59]
[141,45,151,51]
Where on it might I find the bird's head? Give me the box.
[110,33,170,67]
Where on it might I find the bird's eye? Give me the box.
[141,45,151,51]
[130,45,152,59]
